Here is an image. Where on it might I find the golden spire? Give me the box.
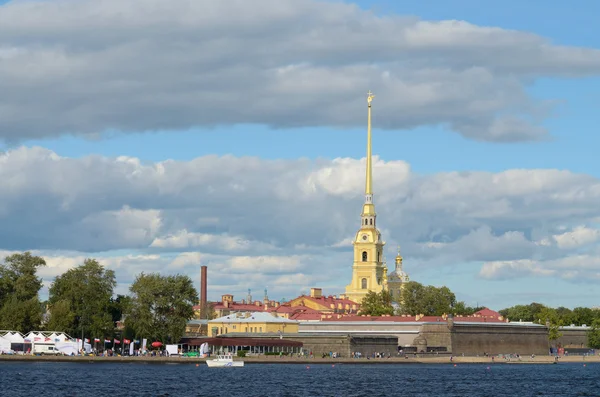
[395,245,403,266]
[365,91,375,200]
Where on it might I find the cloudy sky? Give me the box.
[1,0,600,310]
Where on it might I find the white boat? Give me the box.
[206,353,244,367]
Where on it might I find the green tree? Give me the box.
[555,306,575,326]
[572,307,595,326]
[587,319,600,349]
[49,259,116,338]
[45,299,76,332]
[108,295,132,324]
[499,304,534,322]
[537,307,563,341]
[398,281,460,316]
[0,252,46,332]
[499,302,547,322]
[360,290,394,316]
[126,273,198,343]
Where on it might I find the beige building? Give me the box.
[208,311,299,337]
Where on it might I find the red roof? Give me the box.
[454,316,505,323]
[319,314,507,323]
[473,308,502,318]
[184,337,302,347]
[298,295,359,307]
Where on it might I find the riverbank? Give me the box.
[1,354,598,365]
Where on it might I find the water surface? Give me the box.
[1,362,598,396]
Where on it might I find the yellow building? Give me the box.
[344,91,389,303]
[208,311,299,337]
[283,288,359,314]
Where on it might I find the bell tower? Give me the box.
[344,91,387,304]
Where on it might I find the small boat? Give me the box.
[206,353,244,367]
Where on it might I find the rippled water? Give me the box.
[1,362,599,397]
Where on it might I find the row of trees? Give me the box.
[0,253,198,344]
[499,302,600,344]
[499,303,600,327]
[360,281,484,318]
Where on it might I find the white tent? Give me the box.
[2,332,24,343]
[56,341,78,356]
[25,331,46,342]
[48,332,69,342]
[0,336,12,353]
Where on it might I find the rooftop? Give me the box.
[209,312,299,324]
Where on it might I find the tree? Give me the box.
[126,273,198,343]
[499,302,547,322]
[360,290,394,316]
[49,259,116,337]
[572,307,595,326]
[537,307,563,341]
[499,304,534,322]
[587,319,600,349]
[0,252,46,332]
[108,295,132,325]
[555,306,575,326]
[45,299,76,332]
[397,281,460,316]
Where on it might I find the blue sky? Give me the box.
[1,0,600,310]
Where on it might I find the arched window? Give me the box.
[362,251,368,262]
[370,219,373,225]
[361,278,367,289]
[365,219,368,225]
[377,252,380,262]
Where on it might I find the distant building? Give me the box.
[208,312,299,337]
[283,288,359,315]
[194,290,282,318]
[185,319,208,336]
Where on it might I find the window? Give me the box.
[365,219,368,225]
[361,278,367,289]
[370,219,373,225]
[260,327,262,332]
[377,252,380,262]
[362,251,368,262]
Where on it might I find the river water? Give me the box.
[0,361,598,396]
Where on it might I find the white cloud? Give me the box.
[150,229,277,253]
[480,255,600,282]
[0,0,599,142]
[552,226,600,249]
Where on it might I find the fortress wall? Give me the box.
[450,323,549,356]
[556,328,589,349]
[418,323,452,352]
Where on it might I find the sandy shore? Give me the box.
[1,354,598,365]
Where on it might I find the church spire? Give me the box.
[365,91,375,203]
[361,91,376,223]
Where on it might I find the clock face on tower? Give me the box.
[362,234,368,241]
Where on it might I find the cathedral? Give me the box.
[343,92,410,304]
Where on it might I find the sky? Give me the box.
[1,0,600,310]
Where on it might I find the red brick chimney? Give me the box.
[200,265,207,309]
